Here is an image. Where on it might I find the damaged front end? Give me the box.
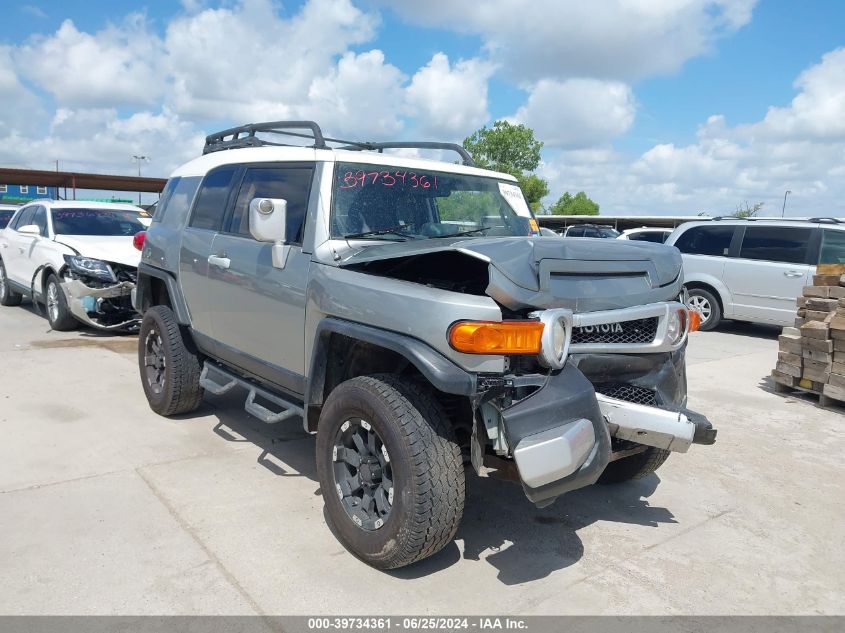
[60,255,140,331]
[470,303,716,507]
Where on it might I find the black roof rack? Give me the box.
[203,120,477,166]
[808,217,844,224]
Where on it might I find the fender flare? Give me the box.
[305,317,477,430]
[135,262,191,324]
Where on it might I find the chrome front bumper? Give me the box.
[598,394,716,452]
[511,394,715,498]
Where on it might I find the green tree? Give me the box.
[733,201,763,218]
[517,174,550,212]
[549,191,600,216]
[462,120,548,209]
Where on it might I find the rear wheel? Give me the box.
[598,446,670,484]
[45,274,78,331]
[316,374,465,569]
[0,259,22,306]
[686,287,721,331]
[138,305,203,416]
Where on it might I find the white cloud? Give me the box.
[512,78,635,148]
[14,14,164,108]
[307,50,406,139]
[164,0,379,123]
[749,47,845,141]
[405,53,496,139]
[0,46,45,137]
[381,0,757,81]
[0,107,203,177]
[540,49,845,216]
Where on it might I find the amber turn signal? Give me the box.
[688,308,702,333]
[448,320,544,355]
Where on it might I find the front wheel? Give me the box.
[686,287,721,331]
[316,375,465,569]
[138,305,203,416]
[45,274,78,331]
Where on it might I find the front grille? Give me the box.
[595,383,658,407]
[571,316,658,345]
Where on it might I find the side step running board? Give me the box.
[199,362,304,425]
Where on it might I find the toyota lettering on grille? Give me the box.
[571,317,659,345]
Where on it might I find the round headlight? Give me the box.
[531,308,573,369]
[551,319,567,359]
[667,308,687,344]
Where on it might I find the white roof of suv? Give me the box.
[171,120,518,182]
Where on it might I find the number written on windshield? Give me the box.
[339,170,437,190]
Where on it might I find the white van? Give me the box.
[665,218,845,330]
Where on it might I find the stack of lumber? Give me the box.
[772,264,845,405]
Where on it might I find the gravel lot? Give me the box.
[1,304,842,615]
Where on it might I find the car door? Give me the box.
[4,205,37,285]
[206,163,315,395]
[722,225,814,325]
[671,224,736,311]
[178,165,241,337]
[17,206,51,289]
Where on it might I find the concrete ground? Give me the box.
[0,303,842,615]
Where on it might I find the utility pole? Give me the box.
[132,155,150,205]
[781,190,791,217]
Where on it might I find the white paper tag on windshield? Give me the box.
[498,182,532,217]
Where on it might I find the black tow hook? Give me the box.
[685,409,717,445]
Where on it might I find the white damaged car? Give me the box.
[0,200,150,331]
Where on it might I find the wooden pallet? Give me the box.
[772,379,845,409]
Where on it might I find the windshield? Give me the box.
[0,209,15,229]
[599,227,620,238]
[52,208,147,236]
[331,162,538,240]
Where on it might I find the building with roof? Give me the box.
[0,183,58,204]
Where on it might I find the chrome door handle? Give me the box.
[783,271,803,278]
[207,255,231,269]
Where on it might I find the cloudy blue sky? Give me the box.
[1,0,843,214]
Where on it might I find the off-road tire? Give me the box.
[138,305,203,416]
[0,259,22,306]
[316,374,465,569]
[686,287,721,331]
[598,446,670,484]
[45,274,78,331]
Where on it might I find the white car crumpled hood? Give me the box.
[54,235,141,268]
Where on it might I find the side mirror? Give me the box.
[17,224,41,237]
[249,198,290,269]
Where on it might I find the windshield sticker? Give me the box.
[339,170,437,191]
[498,183,531,217]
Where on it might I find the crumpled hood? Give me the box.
[340,236,683,312]
[54,235,141,268]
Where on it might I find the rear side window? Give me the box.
[567,226,584,237]
[0,209,16,228]
[819,229,845,264]
[189,167,239,231]
[156,177,201,229]
[739,226,811,264]
[630,231,668,243]
[673,226,735,256]
[228,166,314,243]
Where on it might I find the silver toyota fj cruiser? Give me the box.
[134,121,716,569]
